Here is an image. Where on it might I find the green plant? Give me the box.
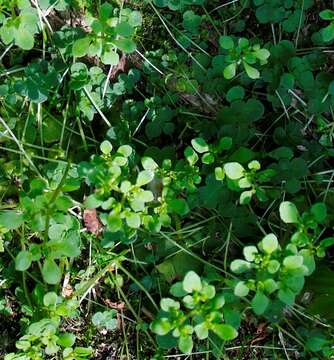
[219,36,270,79]
[5,293,92,359]
[0,1,39,50]
[1,0,334,358]
[320,10,334,42]
[151,271,238,354]
[71,3,142,65]
[231,201,333,315]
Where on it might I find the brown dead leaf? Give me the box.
[104,299,125,310]
[109,54,127,81]
[250,322,268,345]
[83,208,103,236]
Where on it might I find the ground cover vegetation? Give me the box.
[0,0,334,358]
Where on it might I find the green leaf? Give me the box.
[230,259,252,273]
[226,86,245,102]
[321,23,334,42]
[251,291,269,315]
[160,298,180,311]
[239,190,254,205]
[283,255,303,270]
[223,162,245,180]
[42,258,61,284]
[263,279,278,294]
[262,233,278,254]
[254,48,270,61]
[100,140,113,154]
[141,157,158,170]
[57,333,76,348]
[0,211,24,229]
[183,271,202,293]
[184,146,199,165]
[115,22,134,37]
[15,251,33,271]
[107,214,122,232]
[128,11,142,27]
[101,48,119,65]
[113,38,136,53]
[191,137,209,153]
[151,318,172,336]
[268,260,280,274]
[215,167,225,181]
[183,10,201,33]
[234,281,250,297]
[194,322,208,340]
[320,9,334,20]
[43,292,58,307]
[201,152,214,164]
[178,335,193,354]
[279,202,299,223]
[15,28,34,50]
[219,35,234,49]
[243,246,258,261]
[310,203,327,223]
[136,190,154,203]
[170,282,188,297]
[212,324,238,341]
[125,212,141,229]
[92,310,118,330]
[218,137,233,151]
[117,145,132,157]
[243,61,260,79]
[168,198,189,216]
[278,288,295,305]
[223,62,237,79]
[72,37,90,57]
[136,170,154,186]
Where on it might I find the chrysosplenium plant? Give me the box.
[151,271,237,354]
[5,293,92,359]
[230,201,333,315]
[152,200,333,354]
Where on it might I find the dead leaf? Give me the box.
[109,54,127,81]
[83,208,103,236]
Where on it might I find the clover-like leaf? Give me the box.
[224,162,245,180]
[279,202,299,224]
[183,271,202,293]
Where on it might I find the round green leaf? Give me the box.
[125,212,141,229]
[224,162,245,180]
[191,137,209,153]
[279,201,299,223]
[234,281,249,297]
[223,62,237,79]
[243,246,258,261]
[43,292,58,307]
[168,198,189,216]
[151,318,172,336]
[283,255,303,270]
[0,211,24,229]
[178,335,193,354]
[15,28,34,50]
[72,37,90,57]
[42,258,61,285]
[230,259,252,273]
[262,233,278,254]
[212,324,238,341]
[219,35,234,49]
[183,271,202,293]
[100,140,113,154]
[136,170,154,186]
[251,291,269,315]
[15,250,33,271]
